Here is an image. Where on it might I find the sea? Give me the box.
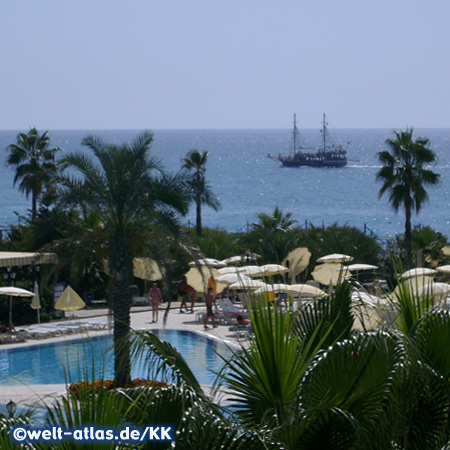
[1,128,449,240]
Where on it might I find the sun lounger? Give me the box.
[22,325,65,339]
[216,298,250,324]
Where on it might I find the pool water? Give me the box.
[0,330,234,386]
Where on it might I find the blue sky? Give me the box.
[1,1,450,130]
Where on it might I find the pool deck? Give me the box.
[1,304,244,406]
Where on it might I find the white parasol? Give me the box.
[216,273,251,285]
[317,253,354,263]
[253,283,290,294]
[239,265,263,277]
[228,279,267,290]
[436,265,450,274]
[31,281,41,324]
[253,264,289,277]
[287,284,326,298]
[188,258,226,268]
[312,263,351,286]
[415,282,450,304]
[346,264,378,272]
[282,247,311,282]
[400,267,437,279]
[0,286,35,330]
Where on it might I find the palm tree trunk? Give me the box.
[110,236,133,386]
[196,194,202,235]
[32,190,37,221]
[405,204,413,268]
[112,271,132,386]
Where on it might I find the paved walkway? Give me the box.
[1,303,242,407]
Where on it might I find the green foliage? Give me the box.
[297,331,399,449]
[187,227,241,261]
[294,280,354,352]
[391,279,434,336]
[182,149,221,235]
[413,310,450,382]
[377,128,440,266]
[59,132,190,385]
[242,207,300,264]
[6,128,61,220]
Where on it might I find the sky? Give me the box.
[1,1,450,130]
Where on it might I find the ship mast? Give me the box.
[322,113,327,152]
[293,114,298,155]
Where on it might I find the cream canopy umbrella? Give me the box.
[31,281,41,324]
[0,286,35,330]
[401,267,437,279]
[346,264,378,272]
[287,284,326,298]
[282,247,311,283]
[133,258,163,281]
[0,252,57,268]
[392,275,435,299]
[188,258,225,268]
[221,253,259,265]
[228,279,267,290]
[239,265,262,277]
[253,283,290,294]
[317,253,354,263]
[342,263,377,281]
[253,264,289,277]
[184,267,227,294]
[216,273,251,285]
[312,263,351,286]
[217,266,245,275]
[54,286,86,311]
[436,265,450,274]
[415,282,450,303]
[351,291,384,306]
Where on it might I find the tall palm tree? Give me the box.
[182,149,221,235]
[376,129,439,267]
[6,128,61,220]
[59,132,189,385]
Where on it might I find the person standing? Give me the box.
[149,283,162,323]
[207,275,217,295]
[188,285,197,313]
[177,276,189,313]
[203,287,217,330]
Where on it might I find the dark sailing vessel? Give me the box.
[269,114,347,168]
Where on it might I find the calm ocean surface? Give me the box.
[1,128,449,239]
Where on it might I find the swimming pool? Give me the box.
[0,330,234,386]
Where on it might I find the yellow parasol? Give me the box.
[54,286,86,311]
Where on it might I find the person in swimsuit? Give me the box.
[148,283,162,322]
[203,287,217,330]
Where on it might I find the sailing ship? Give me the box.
[269,114,347,168]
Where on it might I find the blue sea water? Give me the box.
[0,128,449,239]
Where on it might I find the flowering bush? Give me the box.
[69,378,167,397]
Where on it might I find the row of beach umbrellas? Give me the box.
[0,284,86,329]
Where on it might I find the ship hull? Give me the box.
[278,152,347,168]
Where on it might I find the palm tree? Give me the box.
[246,206,299,263]
[6,128,61,220]
[182,149,221,235]
[376,129,440,267]
[59,132,189,385]
[252,206,297,232]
